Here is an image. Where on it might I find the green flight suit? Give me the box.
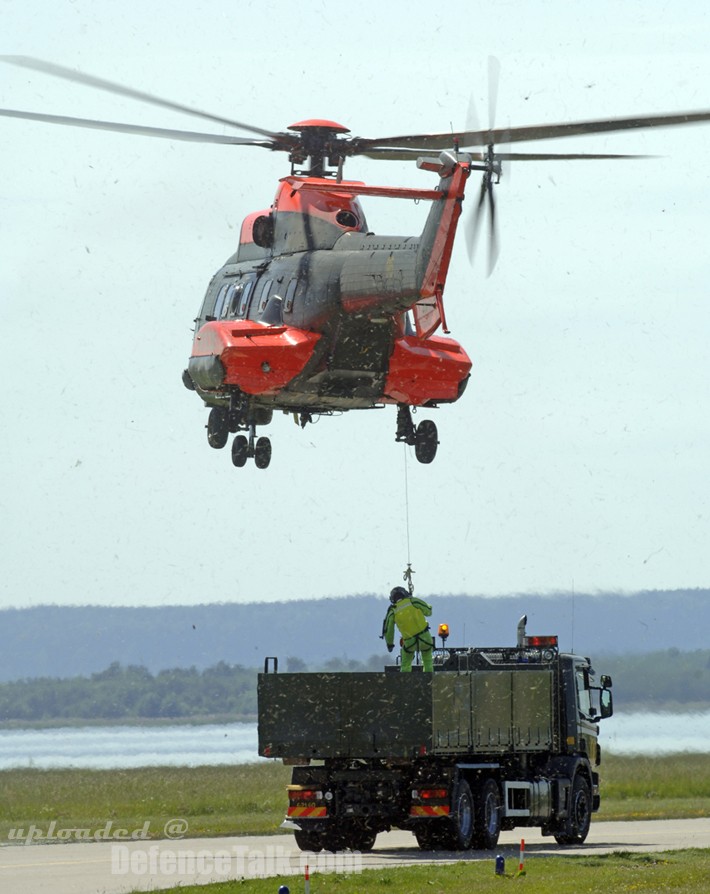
[383,595,434,672]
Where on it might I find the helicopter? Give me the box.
[3,57,710,469]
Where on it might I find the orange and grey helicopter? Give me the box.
[3,57,710,469]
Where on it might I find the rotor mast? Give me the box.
[287,119,351,178]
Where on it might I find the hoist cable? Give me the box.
[402,447,415,594]
[403,446,411,566]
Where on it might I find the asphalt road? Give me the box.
[1,819,709,894]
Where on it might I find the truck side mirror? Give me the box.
[600,674,612,689]
[600,688,613,719]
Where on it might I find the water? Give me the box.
[1,712,709,770]
[0,722,263,770]
[603,710,710,756]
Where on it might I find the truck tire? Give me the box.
[554,773,592,845]
[293,829,323,852]
[414,827,433,850]
[441,779,474,850]
[348,825,377,852]
[472,778,502,849]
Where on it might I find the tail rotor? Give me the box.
[466,56,504,276]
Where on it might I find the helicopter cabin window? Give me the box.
[283,279,298,314]
[257,279,274,315]
[211,283,231,320]
[222,284,240,318]
[238,280,255,317]
[224,282,245,318]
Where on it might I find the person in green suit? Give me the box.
[382,587,434,672]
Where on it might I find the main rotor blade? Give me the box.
[0,55,282,141]
[356,109,710,152]
[359,145,443,160]
[494,151,652,160]
[360,146,648,163]
[0,108,274,146]
[487,179,499,276]
[488,56,501,130]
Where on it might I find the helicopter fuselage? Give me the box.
[186,161,473,423]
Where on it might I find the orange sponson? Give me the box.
[193,320,320,395]
[384,335,472,405]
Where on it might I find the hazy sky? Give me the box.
[1,1,709,608]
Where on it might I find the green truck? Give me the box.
[257,615,613,852]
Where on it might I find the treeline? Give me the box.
[597,648,710,709]
[0,655,390,723]
[0,662,257,722]
[0,649,708,724]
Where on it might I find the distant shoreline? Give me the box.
[2,705,710,732]
[0,714,256,731]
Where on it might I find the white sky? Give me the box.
[1,0,709,608]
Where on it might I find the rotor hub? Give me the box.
[287,120,352,176]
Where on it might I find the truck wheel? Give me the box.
[293,829,323,852]
[414,826,438,850]
[348,825,377,852]
[472,778,502,849]
[322,828,348,852]
[442,779,474,849]
[554,773,592,845]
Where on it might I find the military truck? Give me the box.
[257,616,613,852]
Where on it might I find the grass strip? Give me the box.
[1,754,709,842]
[126,850,710,894]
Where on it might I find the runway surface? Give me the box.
[1,819,709,894]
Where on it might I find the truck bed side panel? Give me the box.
[258,673,344,757]
[258,672,432,759]
[512,668,554,750]
[432,673,472,752]
[471,669,554,752]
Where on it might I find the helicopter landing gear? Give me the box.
[231,434,249,467]
[230,425,272,469]
[395,405,439,464]
[207,395,273,469]
[414,418,438,464]
[207,407,229,449]
[254,436,272,469]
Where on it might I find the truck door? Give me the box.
[574,665,600,763]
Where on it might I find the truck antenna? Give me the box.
[571,577,575,653]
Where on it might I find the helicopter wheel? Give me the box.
[207,408,229,449]
[231,434,249,467]
[254,436,272,470]
[414,419,438,464]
